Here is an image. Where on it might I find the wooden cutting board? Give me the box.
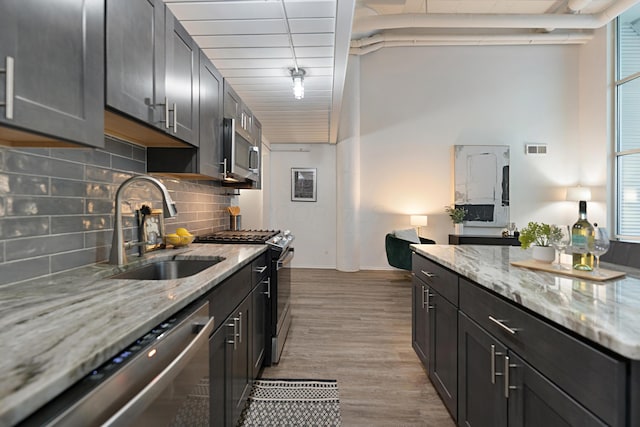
[510,259,626,282]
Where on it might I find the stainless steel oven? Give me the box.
[193,229,295,366]
[20,301,214,427]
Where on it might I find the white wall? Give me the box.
[357,39,608,269]
[269,144,337,268]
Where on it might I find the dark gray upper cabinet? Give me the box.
[223,80,241,122]
[197,52,224,177]
[106,0,165,127]
[105,0,198,146]
[146,51,222,178]
[164,12,199,145]
[0,0,104,148]
[223,80,253,141]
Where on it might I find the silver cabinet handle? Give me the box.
[488,315,518,335]
[227,318,239,350]
[0,56,14,120]
[425,289,434,312]
[172,102,177,133]
[490,344,504,384]
[163,97,170,129]
[421,284,426,308]
[254,265,267,274]
[238,312,243,344]
[421,270,436,278]
[262,277,271,298]
[504,355,517,398]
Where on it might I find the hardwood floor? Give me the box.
[260,268,455,427]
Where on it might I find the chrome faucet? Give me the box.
[109,175,178,265]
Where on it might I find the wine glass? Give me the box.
[550,225,571,269]
[507,222,516,236]
[590,227,610,274]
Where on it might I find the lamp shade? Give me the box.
[410,215,428,227]
[566,186,592,201]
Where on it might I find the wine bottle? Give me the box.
[571,200,595,271]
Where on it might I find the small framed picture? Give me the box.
[291,168,317,202]
[141,208,164,251]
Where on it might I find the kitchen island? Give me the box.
[411,244,640,426]
[0,243,267,427]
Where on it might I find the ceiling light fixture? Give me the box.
[291,68,306,99]
[280,0,305,100]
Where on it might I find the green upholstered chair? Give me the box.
[385,233,435,271]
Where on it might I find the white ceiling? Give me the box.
[164,0,639,145]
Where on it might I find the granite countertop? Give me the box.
[412,244,640,360]
[0,243,267,427]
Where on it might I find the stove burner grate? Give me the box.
[194,230,280,244]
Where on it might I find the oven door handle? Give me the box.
[276,247,295,270]
[102,315,215,427]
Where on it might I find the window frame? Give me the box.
[614,14,640,242]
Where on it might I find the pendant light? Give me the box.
[291,68,306,99]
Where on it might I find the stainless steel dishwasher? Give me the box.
[20,301,214,427]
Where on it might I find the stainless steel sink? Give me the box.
[109,258,224,280]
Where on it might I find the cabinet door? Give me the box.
[106,0,165,128]
[429,291,457,420]
[240,105,253,135]
[0,0,104,147]
[411,276,430,368]
[210,324,231,427]
[198,52,224,178]
[507,352,607,427]
[165,11,199,145]
[223,80,241,120]
[251,278,268,378]
[230,299,251,426]
[251,117,262,189]
[458,312,508,427]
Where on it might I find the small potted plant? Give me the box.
[445,205,467,235]
[518,222,562,263]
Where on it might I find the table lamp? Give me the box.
[410,215,428,237]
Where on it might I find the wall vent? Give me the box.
[525,144,547,155]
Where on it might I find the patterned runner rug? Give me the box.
[238,379,341,426]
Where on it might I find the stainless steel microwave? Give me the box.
[222,117,259,183]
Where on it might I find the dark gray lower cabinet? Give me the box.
[209,253,269,427]
[411,276,429,366]
[412,252,623,426]
[429,291,457,418]
[411,275,457,420]
[230,298,251,425]
[210,325,227,426]
[458,313,606,427]
[458,312,507,427]
[210,296,251,427]
[251,278,268,379]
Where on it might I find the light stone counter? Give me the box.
[412,244,640,361]
[0,243,267,427]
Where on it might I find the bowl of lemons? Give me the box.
[165,227,195,247]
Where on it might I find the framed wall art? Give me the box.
[291,168,317,202]
[453,145,510,227]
